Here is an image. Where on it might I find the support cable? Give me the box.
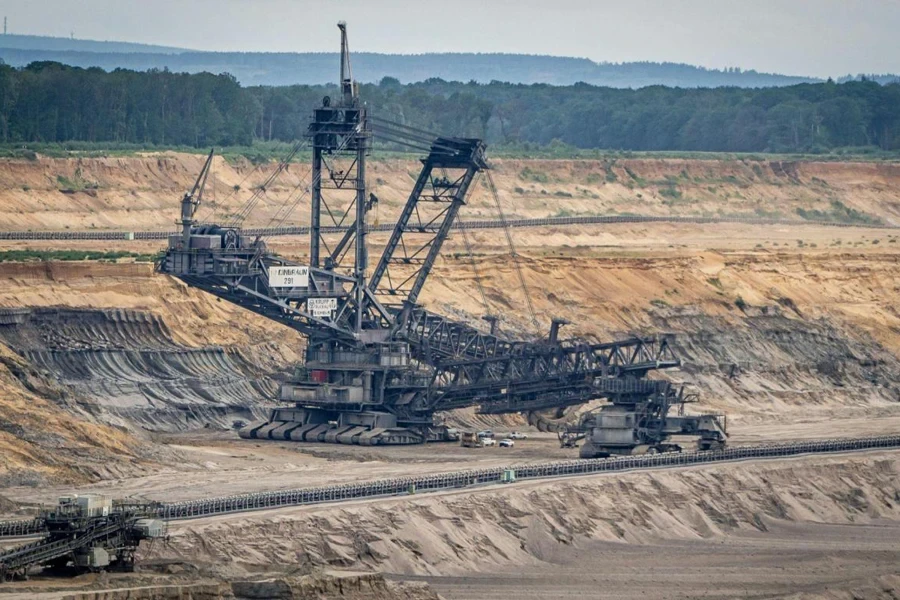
[456,212,491,319]
[198,151,273,224]
[370,115,465,144]
[444,168,491,319]
[485,169,540,333]
[225,139,309,229]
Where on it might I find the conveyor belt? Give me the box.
[150,434,900,520]
[1,214,896,241]
[2,434,899,540]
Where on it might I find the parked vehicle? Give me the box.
[499,438,515,448]
[460,432,480,448]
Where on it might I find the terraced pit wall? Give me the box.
[0,307,279,431]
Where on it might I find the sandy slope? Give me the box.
[143,451,900,598]
[0,153,898,230]
[0,341,154,486]
[0,262,305,483]
[421,523,900,600]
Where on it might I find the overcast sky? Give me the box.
[3,0,899,77]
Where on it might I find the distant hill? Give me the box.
[0,33,187,54]
[1,33,895,88]
[0,40,821,89]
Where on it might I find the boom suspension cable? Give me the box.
[485,169,540,333]
[225,139,309,229]
[197,151,274,224]
[456,212,492,319]
[445,168,491,319]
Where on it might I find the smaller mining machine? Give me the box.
[0,494,165,582]
[542,380,727,457]
[158,22,727,456]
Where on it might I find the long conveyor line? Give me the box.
[0,214,896,241]
[152,435,900,520]
[4,434,897,538]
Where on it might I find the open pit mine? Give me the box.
[0,22,898,600]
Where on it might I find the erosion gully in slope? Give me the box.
[0,307,283,432]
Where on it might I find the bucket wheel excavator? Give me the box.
[158,22,727,454]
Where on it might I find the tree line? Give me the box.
[0,61,898,153]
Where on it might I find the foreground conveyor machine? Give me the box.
[158,23,726,454]
[0,495,164,582]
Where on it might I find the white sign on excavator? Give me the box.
[269,266,309,288]
[308,297,338,318]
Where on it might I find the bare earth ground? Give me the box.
[141,451,900,599]
[0,155,899,598]
[2,451,899,599]
[414,521,900,600]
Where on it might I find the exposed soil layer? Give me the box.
[0,262,304,483]
[0,307,281,431]
[1,155,899,596]
[0,337,156,486]
[1,153,898,230]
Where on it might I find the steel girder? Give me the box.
[399,306,521,362]
[368,138,487,306]
[171,262,678,417]
[429,335,679,412]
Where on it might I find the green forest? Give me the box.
[0,61,898,154]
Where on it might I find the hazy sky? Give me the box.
[3,0,899,77]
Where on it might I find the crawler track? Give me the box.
[3,435,897,538]
[0,214,896,241]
